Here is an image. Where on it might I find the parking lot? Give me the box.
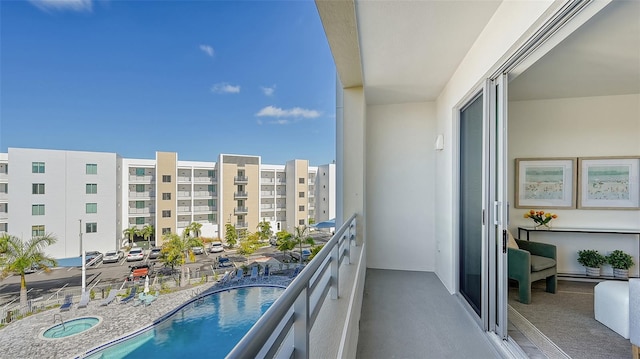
[0,232,331,307]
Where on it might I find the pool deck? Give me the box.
[0,276,292,359]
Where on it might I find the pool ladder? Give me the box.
[53,314,65,330]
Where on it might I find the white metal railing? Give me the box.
[193,205,215,212]
[177,221,190,227]
[128,175,154,182]
[234,207,248,214]
[0,193,7,200]
[276,192,286,196]
[178,191,191,198]
[193,191,215,198]
[235,191,248,198]
[0,173,8,181]
[193,177,214,183]
[261,178,275,184]
[261,191,275,196]
[129,191,155,198]
[235,176,249,182]
[227,214,357,358]
[261,204,275,209]
[235,222,248,228]
[0,213,8,220]
[177,206,191,213]
[128,208,154,214]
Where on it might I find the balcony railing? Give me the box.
[261,178,275,184]
[261,191,275,196]
[128,208,155,215]
[0,213,8,220]
[177,176,191,183]
[234,191,248,199]
[261,204,275,209]
[178,191,191,198]
[129,191,155,198]
[276,192,286,197]
[128,175,155,182]
[235,222,248,228]
[227,214,359,358]
[177,221,190,228]
[234,207,248,214]
[194,177,215,183]
[193,205,215,213]
[0,173,8,181]
[0,193,7,201]
[235,176,249,184]
[177,206,191,214]
[193,191,215,198]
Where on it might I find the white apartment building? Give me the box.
[1,148,335,257]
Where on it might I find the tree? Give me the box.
[276,230,295,261]
[293,225,315,263]
[308,218,316,225]
[225,223,238,248]
[159,232,203,287]
[140,224,155,249]
[257,219,273,241]
[0,233,57,308]
[188,222,203,238]
[123,227,139,246]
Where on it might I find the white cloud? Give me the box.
[199,44,214,58]
[211,83,240,94]
[255,106,321,120]
[29,0,93,12]
[261,85,276,96]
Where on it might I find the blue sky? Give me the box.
[0,0,336,166]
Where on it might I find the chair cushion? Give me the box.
[530,255,556,272]
[507,231,519,249]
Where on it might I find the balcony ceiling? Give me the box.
[509,0,640,101]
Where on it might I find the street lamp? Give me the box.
[79,219,86,293]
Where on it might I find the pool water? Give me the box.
[42,317,101,339]
[88,286,284,358]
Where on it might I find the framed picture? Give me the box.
[515,158,576,208]
[578,156,640,209]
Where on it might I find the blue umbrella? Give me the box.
[313,218,335,229]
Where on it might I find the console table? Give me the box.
[518,227,640,278]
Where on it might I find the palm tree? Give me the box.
[140,224,155,249]
[160,232,202,287]
[0,233,57,308]
[276,230,294,261]
[293,225,315,263]
[225,223,238,248]
[123,227,139,246]
[257,219,273,241]
[188,222,203,238]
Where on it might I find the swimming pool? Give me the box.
[41,317,102,339]
[85,286,284,358]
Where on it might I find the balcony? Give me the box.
[0,213,8,221]
[194,176,215,183]
[193,205,215,213]
[276,192,286,197]
[234,207,248,214]
[261,204,275,210]
[129,191,155,198]
[128,175,154,183]
[193,191,215,198]
[234,191,248,199]
[178,176,191,183]
[0,173,8,181]
[177,221,190,228]
[227,215,501,358]
[234,176,249,184]
[261,178,275,184]
[178,191,191,198]
[261,191,274,196]
[128,208,155,215]
[0,193,7,201]
[235,222,248,228]
[177,206,191,214]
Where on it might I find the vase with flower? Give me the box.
[523,210,557,230]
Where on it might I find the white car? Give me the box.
[103,250,124,263]
[126,248,145,261]
[209,241,224,253]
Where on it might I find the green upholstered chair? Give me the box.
[508,238,557,304]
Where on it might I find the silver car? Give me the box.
[103,250,124,263]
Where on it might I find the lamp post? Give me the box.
[79,219,86,293]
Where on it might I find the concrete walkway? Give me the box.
[0,276,291,359]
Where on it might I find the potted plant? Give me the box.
[607,250,634,278]
[577,249,606,276]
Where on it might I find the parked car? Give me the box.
[127,248,145,261]
[103,250,124,263]
[85,251,103,264]
[24,264,41,274]
[216,256,233,268]
[191,246,204,255]
[209,241,224,253]
[291,249,311,262]
[148,247,162,260]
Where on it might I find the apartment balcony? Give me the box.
[178,176,191,183]
[193,191,215,198]
[129,191,155,198]
[0,213,8,221]
[234,191,248,199]
[128,208,155,215]
[235,222,248,229]
[261,191,274,196]
[178,191,191,199]
[261,178,275,184]
[234,176,249,184]
[177,221,190,228]
[276,206,286,211]
[128,175,155,183]
[193,176,215,184]
[177,206,191,214]
[193,205,215,213]
[261,204,275,210]
[234,207,248,214]
[227,215,500,358]
[0,173,7,182]
[0,193,7,201]
[276,192,286,197]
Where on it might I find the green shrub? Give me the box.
[607,250,634,270]
[577,249,606,268]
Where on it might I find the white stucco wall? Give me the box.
[365,102,436,271]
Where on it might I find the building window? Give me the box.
[208,185,216,193]
[208,213,217,222]
[32,183,45,194]
[136,217,145,225]
[86,203,97,214]
[299,178,305,184]
[162,193,171,200]
[208,199,216,207]
[32,225,45,237]
[162,175,171,183]
[32,162,45,174]
[135,184,145,192]
[86,184,97,194]
[32,204,45,216]
[299,205,305,211]
[86,164,98,175]
[162,210,171,218]
[299,192,305,198]
[299,219,305,225]
[135,168,145,176]
[135,201,145,209]
[208,170,215,178]
[162,227,171,235]
[86,222,97,233]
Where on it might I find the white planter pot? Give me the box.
[613,268,629,278]
[586,266,601,276]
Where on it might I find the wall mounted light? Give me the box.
[435,134,444,151]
